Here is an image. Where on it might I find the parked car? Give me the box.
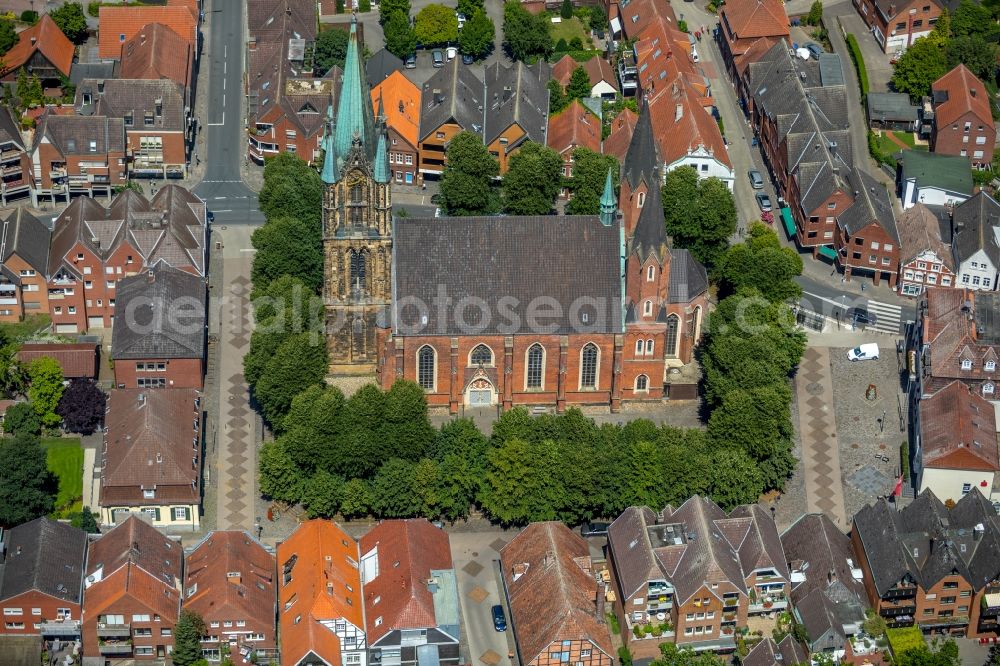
[491,605,507,632]
[432,50,444,67]
[405,53,416,69]
[847,308,877,329]
[805,42,824,58]
[457,11,466,27]
[206,210,215,223]
[580,522,610,537]
[847,343,880,362]
[755,192,772,212]
[462,53,474,64]
[748,169,764,189]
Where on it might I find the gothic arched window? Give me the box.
[417,346,436,390]
[666,315,680,358]
[470,344,493,366]
[349,250,367,294]
[526,344,544,389]
[580,343,598,389]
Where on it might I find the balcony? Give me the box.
[0,148,22,162]
[982,593,1000,617]
[617,52,638,93]
[39,620,80,637]
[885,616,914,628]
[918,615,969,629]
[880,605,916,617]
[96,623,131,637]
[883,585,917,600]
[49,167,67,179]
[749,598,788,613]
[98,638,132,655]
[1,164,22,176]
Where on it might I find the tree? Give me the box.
[566,147,618,214]
[0,342,27,398]
[55,379,106,435]
[28,357,64,428]
[252,332,328,427]
[383,380,437,461]
[503,0,552,61]
[503,142,563,215]
[359,0,371,12]
[16,69,43,108]
[71,506,100,533]
[259,440,305,502]
[459,9,495,59]
[707,385,795,489]
[805,0,823,25]
[314,28,349,73]
[951,0,1000,39]
[560,0,573,19]
[4,401,40,437]
[302,469,344,518]
[172,610,207,666]
[946,34,999,81]
[896,641,960,666]
[371,458,421,516]
[49,2,88,43]
[0,19,17,56]
[862,612,887,638]
[258,153,324,225]
[379,0,410,24]
[662,166,737,268]
[439,131,500,215]
[588,5,606,31]
[716,223,803,302]
[479,437,561,524]
[0,432,55,526]
[251,216,324,293]
[384,10,418,58]
[566,66,591,99]
[340,477,373,517]
[547,79,568,113]
[650,642,724,666]
[415,4,459,47]
[891,36,948,100]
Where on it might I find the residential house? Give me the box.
[897,203,957,296]
[17,343,98,379]
[366,48,403,89]
[0,208,51,322]
[277,519,366,666]
[81,515,183,659]
[30,113,127,204]
[718,0,789,101]
[911,380,1000,504]
[606,496,789,657]
[360,520,460,666]
[483,61,549,173]
[111,264,206,390]
[97,3,197,60]
[741,636,808,666]
[183,531,277,662]
[552,54,619,99]
[500,522,614,666]
[781,513,868,656]
[833,169,900,287]
[931,65,995,168]
[118,24,195,109]
[547,100,601,191]
[417,59,485,177]
[850,489,1000,637]
[0,15,74,82]
[852,0,942,54]
[46,185,207,333]
[603,107,638,163]
[953,191,1000,291]
[76,78,191,180]
[898,150,973,210]
[0,107,32,206]
[868,92,920,132]
[0,518,88,639]
[371,71,420,186]
[98,388,202,529]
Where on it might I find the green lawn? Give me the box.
[873,131,928,156]
[550,16,588,44]
[43,437,83,517]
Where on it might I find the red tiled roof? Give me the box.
[547,100,601,156]
[583,56,618,92]
[118,23,193,90]
[0,15,74,78]
[602,107,637,162]
[98,6,196,59]
[372,70,420,150]
[920,380,1000,471]
[647,77,731,169]
[552,54,577,87]
[17,343,98,379]
[932,64,993,127]
[360,519,453,642]
[720,0,789,40]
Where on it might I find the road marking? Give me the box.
[201,180,244,183]
[207,112,225,126]
[214,209,233,212]
[240,249,257,253]
[214,196,227,200]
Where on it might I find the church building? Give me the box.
[321,20,708,413]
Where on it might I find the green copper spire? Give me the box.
[600,167,616,226]
[321,124,338,184]
[334,17,375,161]
[373,131,390,183]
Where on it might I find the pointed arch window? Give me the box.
[666,315,680,358]
[580,343,598,389]
[417,346,436,391]
[635,374,649,392]
[470,344,493,366]
[526,344,544,389]
[349,250,367,294]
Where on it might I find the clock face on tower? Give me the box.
[347,172,366,188]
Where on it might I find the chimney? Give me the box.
[828,570,837,585]
[97,80,105,94]
[675,103,683,121]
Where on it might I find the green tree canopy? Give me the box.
[0,341,27,398]
[503,0,552,61]
[891,36,948,100]
[566,66,591,99]
[560,0,573,19]
[0,19,17,55]
[716,222,803,302]
[259,440,306,502]
[252,332,328,427]
[662,166,737,268]
[371,458,422,517]
[951,0,1000,39]
[566,147,618,215]
[379,0,410,24]
[28,357,65,428]
[171,611,207,666]
[651,640,725,665]
[440,131,500,215]
[340,478,373,517]
[314,27,349,73]
[49,2,88,43]
[384,10,418,58]
[259,153,324,224]
[0,432,55,526]
[547,79,568,113]
[459,8,495,58]
[415,4,459,46]
[503,141,563,215]
[251,216,324,294]
[458,0,484,17]
[946,34,1000,81]
[302,469,345,518]
[805,0,823,25]
[4,401,40,437]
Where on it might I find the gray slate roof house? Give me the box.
[0,209,51,284]
[953,191,1000,276]
[896,203,955,271]
[75,78,187,134]
[483,61,550,147]
[32,113,126,157]
[741,635,808,666]
[867,92,920,129]
[366,48,404,89]
[838,167,898,243]
[418,58,485,141]
[0,517,88,606]
[111,263,206,361]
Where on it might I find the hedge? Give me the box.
[900,440,909,480]
[886,626,924,657]
[845,33,869,99]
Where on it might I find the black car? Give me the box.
[491,604,507,632]
[847,308,877,328]
[580,521,610,537]
[462,53,474,65]
[206,210,215,223]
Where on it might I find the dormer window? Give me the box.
[962,359,973,370]
[144,112,154,126]
[984,382,995,395]
[986,361,996,372]
[124,113,133,127]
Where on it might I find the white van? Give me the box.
[847,343,880,362]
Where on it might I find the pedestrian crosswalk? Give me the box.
[863,299,905,335]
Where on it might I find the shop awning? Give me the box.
[818,245,838,260]
[780,207,795,238]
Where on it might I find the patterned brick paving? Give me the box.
[794,347,848,528]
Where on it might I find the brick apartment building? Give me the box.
[371,71,420,186]
[417,59,485,178]
[0,518,88,639]
[0,208,51,322]
[46,186,207,333]
[500,522,614,666]
[851,490,1000,638]
[718,0,789,102]
[118,23,194,104]
[852,0,942,53]
[607,497,789,657]
[930,65,996,168]
[30,113,127,205]
[81,516,183,660]
[111,263,206,390]
[0,107,33,206]
[896,204,956,297]
[483,61,549,174]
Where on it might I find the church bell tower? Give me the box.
[321,17,392,375]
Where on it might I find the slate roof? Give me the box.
[0,518,87,604]
[483,61,549,147]
[247,0,316,42]
[667,249,708,303]
[742,635,808,666]
[419,58,485,141]
[921,288,1000,384]
[953,191,1000,266]
[631,170,668,262]
[393,216,623,336]
[500,522,614,665]
[33,113,126,157]
[0,208,50,281]
[868,92,919,123]
[69,61,116,85]
[852,489,1000,597]
[0,15,74,78]
[118,23,193,91]
[97,6,197,59]
[932,64,992,128]
[897,203,955,270]
[919,380,1000,472]
[838,167,898,242]
[622,97,658,189]
[366,48,404,89]
[76,78,187,133]
[111,264,206,361]
[360,519,453,642]
[17,343,98,379]
[99,388,201,506]
[900,150,974,195]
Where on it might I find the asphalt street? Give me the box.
[194,0,265,226]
